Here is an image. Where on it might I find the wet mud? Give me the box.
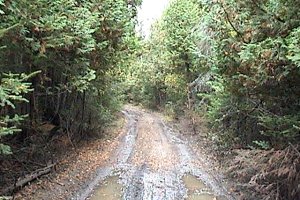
[89,176,122,200]
[183,174,215,200]
[74,106,234,200]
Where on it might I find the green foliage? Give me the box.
[122,0,300,148]
[252,140,270,150]
[0,72,38,154]
[287,27,300,67]
[259,114,300,139]
[71,68,96,93]
[0,72,39,107]
[196,0,300,147]
[0,0,140,152]
[0,196,12,200]
[123,0,202,114]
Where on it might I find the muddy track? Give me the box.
[74,106,234,200]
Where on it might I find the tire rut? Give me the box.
[75,106,234,200]
[123,164,146,200]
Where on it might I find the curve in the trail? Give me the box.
[74,106,234,200]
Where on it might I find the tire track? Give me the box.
[77,106,234,200]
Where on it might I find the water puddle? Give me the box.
[89,176,122,200]
[183,174,216,200]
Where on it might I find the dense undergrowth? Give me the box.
[225,145,299,200]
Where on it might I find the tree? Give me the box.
[124,0,202,114]
[196,0,300,147]
[0,0,141,150]
[0,72,39,154]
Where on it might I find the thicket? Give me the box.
[198,0,300,149]
[0,0,141,154]
[197,2,300,198]
[0,0,141,191]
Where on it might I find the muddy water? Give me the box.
[184,175,216,200]
[90,174,216,200]
[89,176,122,200]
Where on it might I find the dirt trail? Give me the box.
[74,106,234,200]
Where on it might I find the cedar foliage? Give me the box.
[127,0,300,148]
[198,0,300,148]
[0,1,141,192]
[124,1,300,199]
[123,0,202,115]
[0,0,140,153]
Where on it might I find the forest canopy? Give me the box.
[0,0,141,154]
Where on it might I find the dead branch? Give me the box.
[0,164,56,195]
[289,143,300,157]
[218,2,242,37]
